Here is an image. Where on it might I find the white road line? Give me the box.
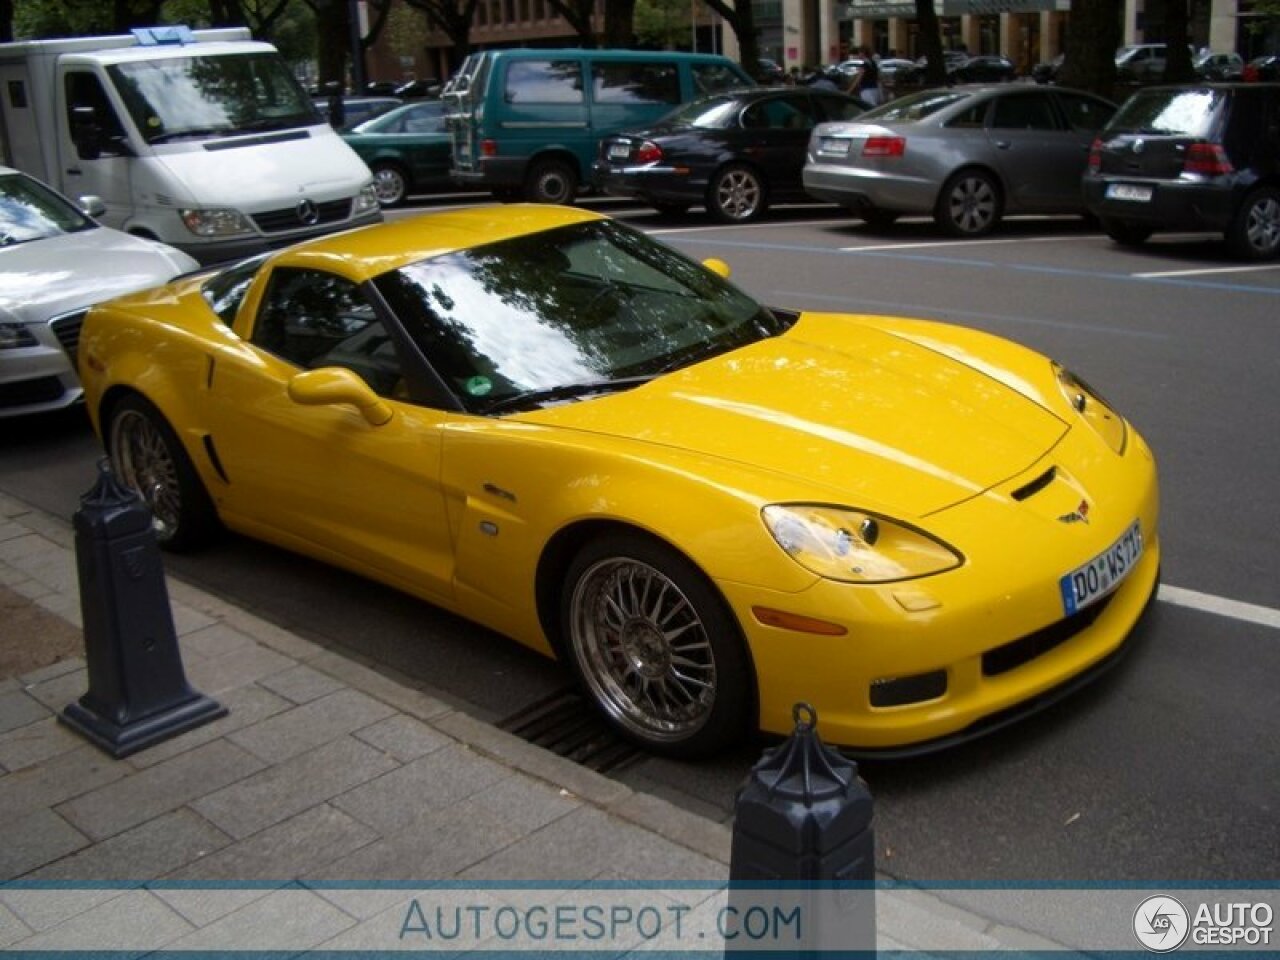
[647,217,856,236]
[839,235,1097,253]
[1135,263,1280,279]
[1160,584,1280,631]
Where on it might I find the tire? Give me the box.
[934,168,1002,237]
[371,162,409,207]
[524,158,578,204]
[707,164,767,223]
[560,532,752,757]
[106,394,219,552]
[858,206,900,229]
[1226,187,1280,261]
[1100,217,1153,247]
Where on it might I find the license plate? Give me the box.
[819,137,851,157]
[607,142,631,161]
[1106,183,1153,203]
[1059,521,1144,616]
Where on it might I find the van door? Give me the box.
[499,57,589,170]
[58,70,135,228]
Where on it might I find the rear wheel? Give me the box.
[371,162,409,207]
[524,158,578,204]
[1226,187,1280,261]
[1101,218,1153,247]
[106,394,219,552]
[935,169,1001,237]
[707,164,767,223]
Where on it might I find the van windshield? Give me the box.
[108,52,318,144]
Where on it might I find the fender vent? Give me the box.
[498,689,644,775]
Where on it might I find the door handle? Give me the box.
[66,168,82,176]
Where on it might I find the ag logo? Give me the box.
[1134,895,1190,952]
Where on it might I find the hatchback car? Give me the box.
[1194,51,1244,81]
[595,87,868,222]
[342,100,453,206]
[1083,83,1280,259]
[949,55,1018,83]
[0,166,198,419]
[803,85,1117,235]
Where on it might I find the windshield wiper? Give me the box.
[479,375,652,415]
[149,126,235,143]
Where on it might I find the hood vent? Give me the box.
[1011,466,1056,502]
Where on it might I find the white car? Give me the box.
[0,166,199,418]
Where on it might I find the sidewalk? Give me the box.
[0,490,1065,954]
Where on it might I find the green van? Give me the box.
[445,48,754,203]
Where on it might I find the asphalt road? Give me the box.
[4,198,1278,882]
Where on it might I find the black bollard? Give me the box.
[727,703,876,956]
[59,458,226,758]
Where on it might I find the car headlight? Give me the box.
[0,322,38,350]
[1055,363,1127,454]
[180,207,253,237]
[762,504,961,584]
[354,183,379,214]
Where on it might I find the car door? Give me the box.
[737,93,819,191]
[985,89,1087,212]
[398,102,452,188]
[206,264,457,602]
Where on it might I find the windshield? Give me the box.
[859,89,967,123]
[0,172,95,247]
[1109,88,1223,137]
[108,52,317,143]
[374,219,787,414]
[664,94,742,128]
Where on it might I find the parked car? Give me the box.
[312,95,401,129]
[1114,43,1195,82]
[78,205,1160,757]
[0,166,198,419]
[1083,83,1280,260]
[1243,54,1280,82]
[948,55,1018,83]
[342,101,453,206]
[594,87,868,222]
[1032,53,1064,85]
[757,57,786,84]
[1194,51,1244,81]
[395,78,441,99]
[803,85,1117,235]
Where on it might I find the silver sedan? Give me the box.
[803,85,1116,236]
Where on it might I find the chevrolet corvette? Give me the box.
[78,205,1160,757]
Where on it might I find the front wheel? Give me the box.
[935,169,1001,237]
[1226,187,1280,261]
[371,163,409,207]
[106,395,219,552]
[524,158,578,204]
[707,164,767,223]
[561,533,752,757]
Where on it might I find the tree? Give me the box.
[914,0,946,85]
[1160,0,1194,82]
[604,0,635,47]
[696,0,760,79]
[635,0,688,49]
[1057,0,1120,98]
[403,0,480,67]
[543,0,597,46]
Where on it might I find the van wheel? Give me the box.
[1101,218,1153,247]
[525,159,578,204]
[371,162,409,206]
[1226,187,1280,261]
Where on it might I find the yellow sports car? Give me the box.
[79,205,1160,757]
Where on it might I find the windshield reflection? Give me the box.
[375,220,788,413]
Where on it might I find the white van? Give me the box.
[0,26,381,263]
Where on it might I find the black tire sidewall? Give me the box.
[1227,187,1280,261]
[526,160,578,204]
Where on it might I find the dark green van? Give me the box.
[445,48,754,203]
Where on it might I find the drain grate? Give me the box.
[498,688,644,775]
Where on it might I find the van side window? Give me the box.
[505,60,584,104]
[64,72,128,142]
[592,62,680,105]
[692,63,746,95]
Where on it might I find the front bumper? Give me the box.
[0,316,84,419]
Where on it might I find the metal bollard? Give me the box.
[59,458,226,758]
[727,703,876,956]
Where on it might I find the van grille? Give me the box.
[252,198,352,234]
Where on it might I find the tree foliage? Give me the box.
[696,0,760,78]
[634,0,688,49]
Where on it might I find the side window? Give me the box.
[202,254,268,326]
[990,94,1058,131]
[504,60,584,104]
[252,268,406,399]
[403,103,446,133]
[1055,93,1115,132]
[593,62,680,105]
[945,102,988,128]
[741,95,813,131]
[692,63,745,95]
[815,95,866,122]
[64,71,128,145]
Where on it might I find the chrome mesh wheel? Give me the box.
[109,407,182,540]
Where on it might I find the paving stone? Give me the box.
[192,736,399,840]
[18,667,86,712]
[331,742,510,836]
[125,682,294,770]
[162,887,354,952]
[227,688,396,764]
[0,688,51,736]
[258,663,345,704]
[608,791,732,865]
[0,899,33,949]
[29,808,231,881]
[0,886,130,933]
[1,714,97,775]
[56,740,265,841]
[4,576,52,601]
[165,803,377,880]
[10,889,192,952]
[0,534,74,593]
[151,887,280,929]
[0,743,129,823]
[308,649,454,720]
[16,656,85,688]
[167,601,218,637]
[352,714,451,763]
[33,591,81,629]
[177,621,258,661]
[0,807,88,879]
[182,642,295,697]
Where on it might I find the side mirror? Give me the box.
[702,257,732,279]
[288,367,393,426]
[78,195,107,218]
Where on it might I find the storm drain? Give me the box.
[497,689,644,775]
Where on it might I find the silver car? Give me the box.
[803,85,1116,236]
[1,166,199,418]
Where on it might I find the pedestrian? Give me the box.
[846,47,881,105]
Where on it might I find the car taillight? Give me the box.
[1087,137,1102,173]
[862,136,905,157]
[635,140,662,164]
[481,139,498,157]
[1184,142,1233,176]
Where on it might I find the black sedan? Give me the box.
[948,55,1018,83]
[593,87,868,222]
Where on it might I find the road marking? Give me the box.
[839,235,1096,253]
[647,217,855,236]
[1160,584,1280,631]
[1135,263,1280,279]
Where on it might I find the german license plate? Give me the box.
[819,137,850,157]
[608,142,631,161]
[1106,183,1153,202]
[1059,521,1144,616]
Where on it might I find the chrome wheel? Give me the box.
[372,164,408,206]
[109,408,182,540]
[569,556,718,742]
[937,170,1000,237]
[709,166,765,222]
